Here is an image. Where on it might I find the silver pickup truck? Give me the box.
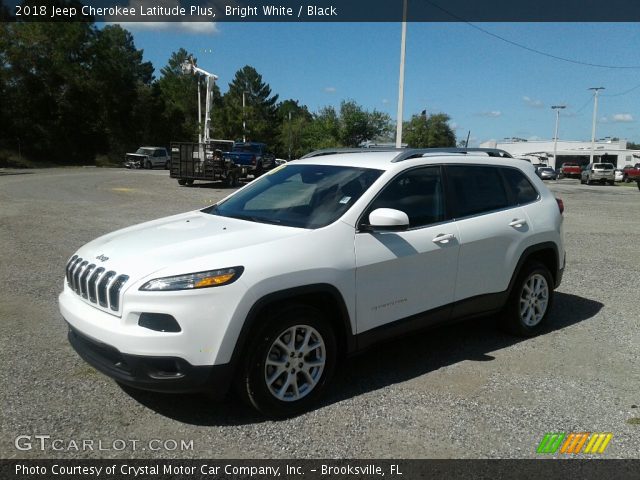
[124,147,170,170]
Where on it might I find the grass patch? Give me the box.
[626,417,640,425]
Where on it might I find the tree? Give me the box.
[220,66,278,143]
[90,24,154,155]
[275,99,313,159]
[157,49,202,143]
[338,100,391,147]
[403,112,456,148]
[0,21,99,163]
[305,106,341,151]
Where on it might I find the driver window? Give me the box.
[365,166,445,228]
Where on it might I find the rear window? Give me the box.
[447,166,509,217]
[501,167,539,205]
[594,163,614,169]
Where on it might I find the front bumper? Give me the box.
[68,324,233,397]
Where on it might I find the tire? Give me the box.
[254,163,264,178]
[586,177,592,185]
[145,160,152,170]
[165,160,170,170]
[500,261,554,337]
[237,305,337,418]
[177,179,187,186]
[637,181,640,191]
[624,176,630,183]
[185,179,194,187]
[580,177,585,184]
[607,180,615,186]
[224,172,237,188]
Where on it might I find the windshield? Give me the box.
[135,148,155,155]
[204,164,383,228]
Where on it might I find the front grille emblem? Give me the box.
[95,254,109,262]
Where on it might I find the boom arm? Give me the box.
[181,56,218,144]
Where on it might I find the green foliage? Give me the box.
[403,113,456,148]
[1,19,456,165]
[218,65,279,144]
[338,100,392,147]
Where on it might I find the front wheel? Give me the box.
[238,305,337,417]
[500,261,554,337]
[177,179,187,186]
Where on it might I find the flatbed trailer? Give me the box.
[170,141,242,188]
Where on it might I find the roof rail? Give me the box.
[300,147,513,161]
[391,147,513,162]
[300,147,401,159]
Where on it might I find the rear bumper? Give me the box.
[67,324,233,398]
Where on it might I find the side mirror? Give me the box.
[366,208,410,231]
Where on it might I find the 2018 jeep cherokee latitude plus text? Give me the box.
[60,149,565,417]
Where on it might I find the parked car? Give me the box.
[614,169,625,182]
[124,147,170,170]
[580,163,615,185]
[536,167,558,180]
[60,148,565,417]
[621,163,640,183]
[561,162,582,179]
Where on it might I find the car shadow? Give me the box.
[119,292,602,426]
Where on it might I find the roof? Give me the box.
[294,147,518,171]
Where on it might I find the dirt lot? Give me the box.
[1,168,638,459]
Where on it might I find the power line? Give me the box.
[425,1,640,70]
[602,82,640,97]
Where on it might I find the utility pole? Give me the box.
[551,105,566,170]
[288,111,292,161]
[589,87,605,164]
[242,91,247,143]
[395,0,408,148]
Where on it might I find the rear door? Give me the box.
[445,165,532,303]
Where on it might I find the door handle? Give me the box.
[509,219,527,228]
[432,233,455,244]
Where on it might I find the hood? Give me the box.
[75,211,306,282]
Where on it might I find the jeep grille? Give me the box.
[65,255,129,314]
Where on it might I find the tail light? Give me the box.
[556,198,564,214]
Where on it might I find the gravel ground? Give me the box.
[0,168,638,459]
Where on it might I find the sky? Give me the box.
[118,21,640,146]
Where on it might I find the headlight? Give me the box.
[139,267,244,291]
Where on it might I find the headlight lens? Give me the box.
[139,267,243,291]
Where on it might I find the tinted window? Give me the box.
[447,166,509,217]
[501,167,539,205]
[364,166,445,228]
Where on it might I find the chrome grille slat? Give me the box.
[97,271,116,308]
[88,267,105,303]
[73,261,88,294]
[68,257,83,290]
[65,255,78,285]
[65,256,129,315]
[108,275,129,311]
[79,264,95,299]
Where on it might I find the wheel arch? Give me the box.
[229,284,355,374]
[507,242,560,296]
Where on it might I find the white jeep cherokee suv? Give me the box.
[60,148,565,416]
